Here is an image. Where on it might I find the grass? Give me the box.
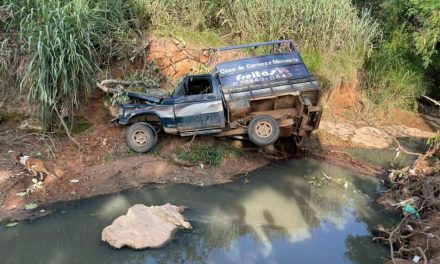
[70,115,92,134]
[361,28,428,110]
[150,142,164,157]
[1,0,135,131]
[153,25,225,49]
[176,143,242,166]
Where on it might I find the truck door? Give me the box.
[174,76,225,131]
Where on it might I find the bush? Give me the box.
[357,0,439,109]
[362,24,428,109]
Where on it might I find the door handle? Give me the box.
[206,95,216,100]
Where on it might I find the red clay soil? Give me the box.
[324,78,365,120]
[324,79,436,133]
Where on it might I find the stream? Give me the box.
[0,142,425,264]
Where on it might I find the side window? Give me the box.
[185,78,213,96]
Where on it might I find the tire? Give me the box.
[248,115,280,146]
[125,122,157,153]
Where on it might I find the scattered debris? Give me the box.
[305,171,350,189]
[375,140,440,263]
[24,203,38,210]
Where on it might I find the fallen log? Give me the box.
[96,79,148,94]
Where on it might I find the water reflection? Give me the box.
[0,157,394,264]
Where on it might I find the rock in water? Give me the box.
[102,203,191,249]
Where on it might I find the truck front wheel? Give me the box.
[248,115,280,146]
[126,122,157,153]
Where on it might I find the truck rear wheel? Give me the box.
[248,115,280,146]
[126,122,157,153]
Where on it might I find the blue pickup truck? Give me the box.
[118,40,322,153]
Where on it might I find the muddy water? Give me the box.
[0,156,400,264]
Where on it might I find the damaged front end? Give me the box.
[115,92,167,125]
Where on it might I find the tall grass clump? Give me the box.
[1,0,133,131]
[132,0,223,46]
[132,0,214,30]
[218,0,379,90]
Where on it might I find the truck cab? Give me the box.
[171,75,225,133]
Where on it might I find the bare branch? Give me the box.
[96,79,148,94]
[392,137,423,156]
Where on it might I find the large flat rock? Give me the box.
[318,121,436,149]
[102,203,192,249]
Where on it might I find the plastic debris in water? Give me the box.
[403,204,420,220]
[412,255,421,263]
[70,179,79,183]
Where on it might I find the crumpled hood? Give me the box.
[126,92,162,104]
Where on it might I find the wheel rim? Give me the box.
[255,121,273,138]
[132,130,149,146]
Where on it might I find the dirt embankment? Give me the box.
[314,82,437,149]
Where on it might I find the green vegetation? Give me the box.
[104,61,165,107]
[357,0,440,108]
[70,115,92,134]
[1,0,135,131]
[176,143,242,166]
[16,178,44,197]
[150,142,164,157]
[1,0,438,132]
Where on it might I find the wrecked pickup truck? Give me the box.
[117,40,322,153]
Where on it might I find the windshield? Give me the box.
[172,77,186,96]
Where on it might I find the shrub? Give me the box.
[362,26,428,109]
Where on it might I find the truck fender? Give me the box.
[126,112,161,125]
